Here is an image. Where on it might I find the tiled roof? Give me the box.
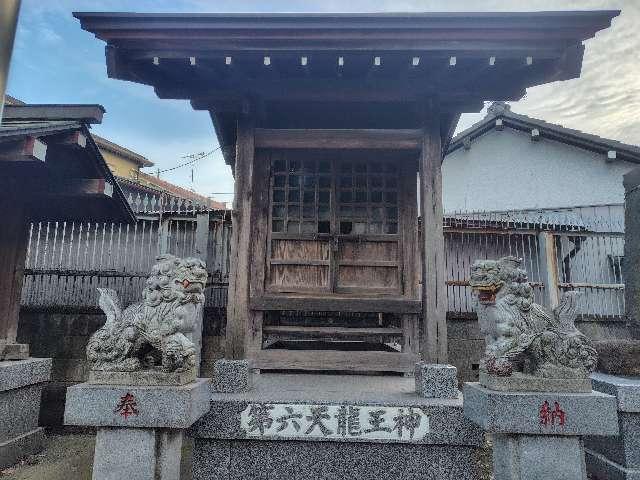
[448,102,640,163]
[0,119,82,138]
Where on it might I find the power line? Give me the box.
[156,145,222,174]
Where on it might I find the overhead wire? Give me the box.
[156,145,222,174]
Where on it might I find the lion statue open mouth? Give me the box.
[469,256,597,379]
[86,254,208,375]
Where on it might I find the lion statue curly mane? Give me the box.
[86,254,208,375]
[469,256,597,379]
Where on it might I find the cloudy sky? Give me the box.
[7,0,638,206]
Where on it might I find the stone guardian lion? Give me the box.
[469,256,597,379]
[86,254,208,374]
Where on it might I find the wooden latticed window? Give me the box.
[337,158,399,235]
[270,152,332,235]
[269,152,400,236]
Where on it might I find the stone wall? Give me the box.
[17,307,226,426]
[446,313,633,384]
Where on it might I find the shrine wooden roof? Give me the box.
[0,105,135,222]
[74,10,619,166]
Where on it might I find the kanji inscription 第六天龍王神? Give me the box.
[240,403,430,442]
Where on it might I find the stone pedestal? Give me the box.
[0,357,51,469]
[585,373,640,480]
[64,378,211,480]
[464,383,619,480]
[191,373,483,480]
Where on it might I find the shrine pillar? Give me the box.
[419,101,448,364]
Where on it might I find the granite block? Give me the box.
[586,448,640,480]
[156,429,184,480]
[64,378,211,429]
[212,359,252,393]
[493,434,586,480]
[591,373,640,412]
[585,373,640,476]
[480,371,592,393]
[0,358,52,392]
[192,439,480,480]
[0,383,44,443]
[463,382,619,436]
[88,368,196,386]
[0,427,45,470]
[192,374,482,446]
[93,428,153,480]
[585,411,640,469]
[93,428,184,480]
[415,363,459,398]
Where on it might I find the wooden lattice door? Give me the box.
[265,150,404,298]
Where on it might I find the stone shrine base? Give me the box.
[0,358,51,469]
[88,368,196,386]
[464,382,619,480]
[191,373,484,480]
[479,370,592,393]
[64,379,210,480]
[585,373,640,480]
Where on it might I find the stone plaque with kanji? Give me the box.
[240,403,430,442]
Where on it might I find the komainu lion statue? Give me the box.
[469,256,597,378]
[87,254,207,373]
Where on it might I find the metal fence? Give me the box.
[21,200,625,321]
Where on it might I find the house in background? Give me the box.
[443,102,640,225]
[93,133,152,181]
[442,103,640,350]
[5,95,225,210]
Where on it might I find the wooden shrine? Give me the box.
[0,103,134,357]
[75,11,618,373]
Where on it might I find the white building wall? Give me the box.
[442,128,637,212]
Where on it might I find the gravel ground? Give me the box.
[0,430,193,480]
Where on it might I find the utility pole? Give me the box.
[0,0,21,123]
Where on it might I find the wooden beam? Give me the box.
[0,137,47,162]
[0,200,28,342]
[225,115,255,360]
[538,231,560,309]
[0,178,113,197]
[54,179,113,197]
[2,104,105,124]
[419,100,448,363]
[58,130,87,148]
[255,349,418,373]
[250,295,421,314]
[254,129,422,150]
[157,78,524,107]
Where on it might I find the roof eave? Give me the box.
[447,113,640,163]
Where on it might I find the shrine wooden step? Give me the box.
[262,325,403,342]
[253,349,418,373]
